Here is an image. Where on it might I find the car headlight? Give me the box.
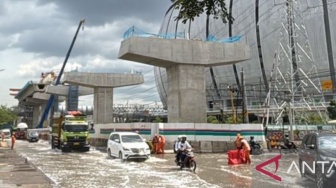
[123,147,130,151]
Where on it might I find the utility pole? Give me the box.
[322,0,336,96]
[288,99,294,141]
[241,68,249,123]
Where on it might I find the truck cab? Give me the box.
[51,111,90,152]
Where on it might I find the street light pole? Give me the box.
[230,89,235,124]
[229,86,238,124]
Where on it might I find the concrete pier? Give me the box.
[62,72,144,124]
[119,37,250,123]
[167,64,206,123]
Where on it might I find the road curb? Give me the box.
[0,147,54,187]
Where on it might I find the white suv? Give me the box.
[107,132,150,160]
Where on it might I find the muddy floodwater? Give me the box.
[15,140,315,188]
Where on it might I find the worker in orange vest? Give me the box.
[238,135,251,164]
[152,134,160,154]
[11,134,16,150]
[235,133,242,149]
[158,135,166,154]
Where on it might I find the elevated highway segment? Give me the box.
[15,80,93,128]
[119,37,250,123]
[62,72,144,124]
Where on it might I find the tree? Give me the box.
[170,0,203,39]
[200,0,233,39]
[153,117,163,123]
[170,0,233,39]
[207,116,219,123]
[0,105,17,129]
[327,100,336,119]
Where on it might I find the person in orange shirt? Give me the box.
[235,133,242,149]
[152,134,160,154]
[158,135,166,154]
[239,136,251,164]
[11,134,16,150]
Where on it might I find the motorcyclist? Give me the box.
[284,134,297,149]
[249,136,262,154]
[176,136,192,165]
[249,136,256,148]
[174,136,182,154]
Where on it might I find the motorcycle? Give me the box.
[249,137,264,155]
[249,140,264,155]
[279,140,298,155]
[175,150,197,171]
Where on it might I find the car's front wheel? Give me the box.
[107,149,112,158]
[119,151,123,160]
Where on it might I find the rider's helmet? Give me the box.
[250,136,254,140]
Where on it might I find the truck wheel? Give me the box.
[61,147,69,152]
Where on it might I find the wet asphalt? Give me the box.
[14,140,316,188]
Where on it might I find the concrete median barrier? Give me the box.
[200,141,212,153]
[189,141,200,152]
[212,141,225,153]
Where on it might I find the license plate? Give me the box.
[74,142,80,145]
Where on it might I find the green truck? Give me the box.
[51,111,90,152]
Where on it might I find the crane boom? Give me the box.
[38,19,85,128]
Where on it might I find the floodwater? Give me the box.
[14,140,315,188]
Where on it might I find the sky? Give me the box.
[0,0,172,108]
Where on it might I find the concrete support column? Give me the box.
[94,87,113,124]
[32,106,40,128]
[39,104,47,128]
[167,64,207,123]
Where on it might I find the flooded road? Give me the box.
[14,140,315,188]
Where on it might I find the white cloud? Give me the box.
[0,0,170,108]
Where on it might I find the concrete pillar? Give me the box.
[94,87,113,124]
[167,64,207,123]
[32,106,40,128]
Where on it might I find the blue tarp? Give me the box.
[206,35,242,43]
[123,26,184,39]
[123,26,242,43]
